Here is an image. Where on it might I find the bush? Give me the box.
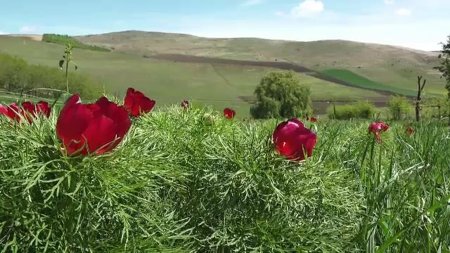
[250,71,312,119]
[388,96,411,120]
[327,101,375,120]
[42,34,110,52]
[422,96,449,119]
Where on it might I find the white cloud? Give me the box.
[241,0,263,7]
[291,0,324,18]
[19,26,38,33]
[0,31,6,35]
[384,0,395,5]
[396,8,412,16]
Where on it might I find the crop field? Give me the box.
[0,103,449,252]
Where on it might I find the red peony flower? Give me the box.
[224,108,236,119]
[309,117,318,123]
[368,121,389,142]
[181,100,189,109]
[21,101,51,122]
[56,94,131,156]
[405,126,414,136]
[124,88,155,117]
[272,118,317,161]
[0,103,22,122]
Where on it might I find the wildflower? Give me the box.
[21,101,51,122]
[224,108,236,119]
[368,121,389,143]
[0,101,50,123]
[0,103,21,121]
[272,118,317,161]
[56,94,131,155]
[124,88,155,117]
[406,126,414,136]
[181,100,189,109]
[309,116,318,123]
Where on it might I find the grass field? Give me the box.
[1,105,449,252]
[77,31,446,97]
[322,69,416,96]
[0,36,386,116]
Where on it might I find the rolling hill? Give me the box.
[77,30,445,96]
[0,31,446,116]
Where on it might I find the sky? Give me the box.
[0,0,449,51]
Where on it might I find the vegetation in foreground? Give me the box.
[0,100,449,252]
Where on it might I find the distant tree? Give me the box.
[250,71,312,119]
[434,35,450,123]
[435,36,450,98]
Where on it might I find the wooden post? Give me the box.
[415,76,426,122]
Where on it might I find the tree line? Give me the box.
[0,53,100,99]
[42,34,110,52]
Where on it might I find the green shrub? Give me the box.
[327,101,375,120]
[422,96,449,120]
[250,71,312,119]
[388,95,411,120]
[42,34,110,52]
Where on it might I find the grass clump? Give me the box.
[327,101,376,120]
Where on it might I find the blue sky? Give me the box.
[1,0,449,51]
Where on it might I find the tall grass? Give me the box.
[0,106,449,252]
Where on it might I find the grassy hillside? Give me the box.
[0,36,384,116]
[77,31,446,96]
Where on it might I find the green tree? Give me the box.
[250,71,312,119]
[435,36,450,98]
[388,95,411,120]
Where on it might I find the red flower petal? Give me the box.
[124,88,156,117]
[224,108,236,119]
[2,103,22,122]
[0,105,9,117]
[82,115,117,155]
[36,101,51,118]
